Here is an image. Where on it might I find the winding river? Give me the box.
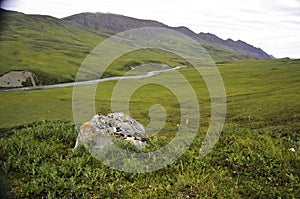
[0,66,186,92]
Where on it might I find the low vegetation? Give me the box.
[0,59,299,198]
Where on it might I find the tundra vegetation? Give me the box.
[0,59,299,198]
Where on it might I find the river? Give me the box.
[0,66,186,92]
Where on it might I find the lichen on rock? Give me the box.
[74,112,147,153]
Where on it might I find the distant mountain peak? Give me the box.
[63,12,274,60]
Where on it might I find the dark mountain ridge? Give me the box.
[63,12,274,59]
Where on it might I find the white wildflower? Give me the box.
[289,148,295,152]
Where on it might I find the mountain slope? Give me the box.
[63,12,169,33]
[0,9,106,84]
[0,9,274,87]
[63,12,274,59]
[0,10,201,86]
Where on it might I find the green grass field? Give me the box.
[0,59,299,198]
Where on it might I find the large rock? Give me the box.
[74,112,147,152]
[0,71,36,88]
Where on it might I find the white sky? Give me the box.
[2,0,300,58]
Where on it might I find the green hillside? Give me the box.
[0,10,189,84]
[0,10,106,84]
[1,10,266,86]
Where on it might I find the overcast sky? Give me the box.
[2,0,300,58]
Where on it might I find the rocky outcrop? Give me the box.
[0,71,36,88]
[74,112,147,153]
[198,33,274,59]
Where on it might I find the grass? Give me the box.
[0,122,299,198]
[0,10,106,83]
[1,59,299,128]
[0,59,299,198]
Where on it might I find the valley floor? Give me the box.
[0,59,299,198]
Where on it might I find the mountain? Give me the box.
[0,9,275,87]
[63,12,274,60]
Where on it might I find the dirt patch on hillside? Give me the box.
[0,71,36,88]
